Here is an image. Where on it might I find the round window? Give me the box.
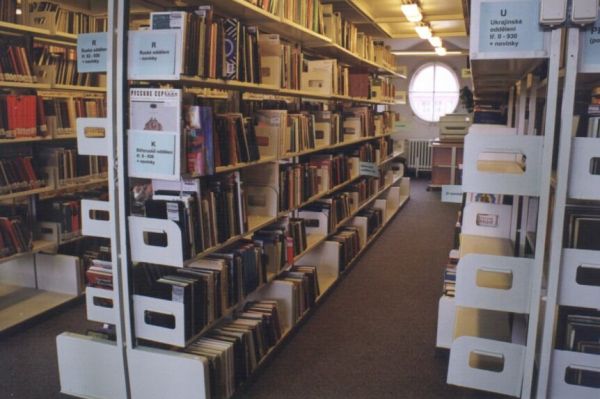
[408,62,460,122]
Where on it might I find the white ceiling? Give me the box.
[324,0,469,39]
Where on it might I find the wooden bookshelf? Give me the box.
[0,239,57,266]
[0,283,78,334]
[0,21,77,45]
[0,81,52,90]
[0,136,54,145]
[0,186,55,202]
[52,84,107,93]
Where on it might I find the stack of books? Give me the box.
[0,205,32,259]
[185,300,283,399]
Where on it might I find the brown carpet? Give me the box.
[0,178,506,398]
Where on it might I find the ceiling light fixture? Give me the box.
[401,4,423,22]
[435,47,447,56]
[428,36,442,47]
[414,25,432,39]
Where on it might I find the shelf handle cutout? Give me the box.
[476,150,526,175]
[589,158,600,175]
[144,311,176,330]
[82,200,111,238]
[129,216,184,267]
[77,118,110,157]
[575,264,600,287]
[476,268,513,290]
[469,350,505,373]
[565,365,600,389]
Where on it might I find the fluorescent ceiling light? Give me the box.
[401,4,422,22]
[435,47,447,56]
[428,36,442,47]
[391,50,463,56]
[414,26,432,39]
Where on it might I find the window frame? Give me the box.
[408,62,460,123]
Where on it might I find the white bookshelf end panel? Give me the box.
[399,177,410,198]
[456,254,532,314]
[129,216,184,268]
[57,333,127,399]
[549,350,600,399]
[373,199,387,222]
[559,249,600,309]
[448,336,526,397]
[0,255,36,287]
[86,286,116,325]
[436,295,456,349]
[82,199,112,238]
[298,211,329,236]
[463,133,543,196]
[36,254,83,296]
[129,346,210,399]
[253,279,296,330]
[383,186,401,217]
[133,294,186,347]
[462,202,513,239]
[245,185,278,219]
[350,216,368,247]
[568,138,600,200]
[296,241,340,293]
[77,117,111,157]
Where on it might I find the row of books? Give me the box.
[556,307,600,388]
[251,218,308,275]
[331,226,361,273]
[186,300,283,399]
[353,138,394,164]
[86,258,113,291]
[276,149,353,208]
[321,4,395,69]
[0,0,17,23]
[27,1,107,34]
[258,34,302,90]
[0,95,43,138]
[0,94,106,139]
[135,239,268,341]
[38,196,83,241]
[146,10,261,83]
[0,36,36,83]
[43,95,106,136]
[282,0,323,34]
[564,204,600,251]
[35,45,103,87]
[132,88,394,177]
[0,206,32,258]
[0,155,45,194]
[442,250,459,297]
[300,192,352,234]
[39,147,108,184]
[136,173,248,261]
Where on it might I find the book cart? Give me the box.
[439,0,565,397]
[56,1,411,398]
[0,0,110,335]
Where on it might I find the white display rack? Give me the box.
[443,1,566,397]
[536,16,600,398]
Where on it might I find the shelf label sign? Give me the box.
[479,1,545,53]
[128,30,180,79]
[77,33,108,73]
[359,162,379,178]
[441,185,463,203]
[580,20,600,72]
[128,130,180,180]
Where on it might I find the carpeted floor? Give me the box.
[0,178,505,398]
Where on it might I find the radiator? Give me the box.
[406,139,433,176]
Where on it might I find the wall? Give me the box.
[392,55,472,141]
